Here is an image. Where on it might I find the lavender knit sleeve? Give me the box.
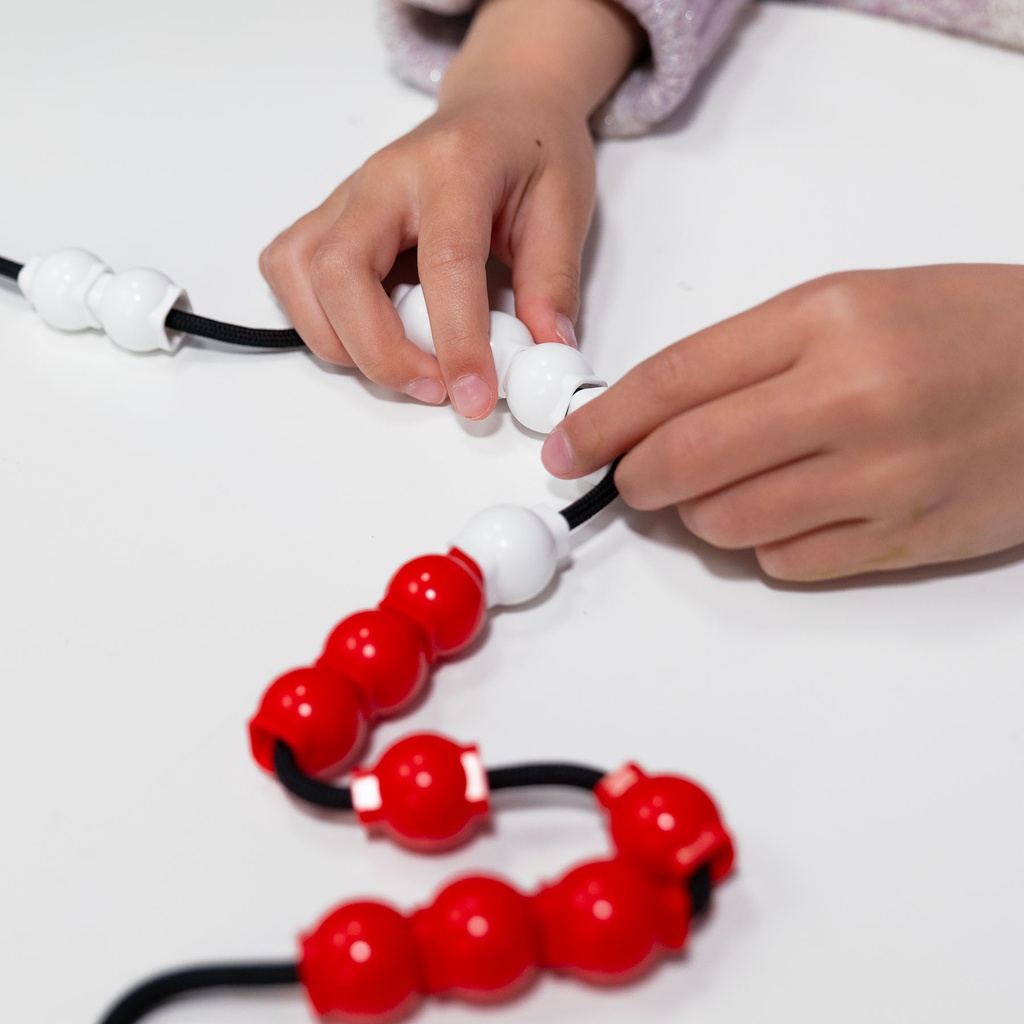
[815,1,1024,50]
[375,0,751,137]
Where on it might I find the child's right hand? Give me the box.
[259,0,642,420]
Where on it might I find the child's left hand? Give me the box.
[542,264,1024,580]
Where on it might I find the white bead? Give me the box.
[451,504,570,607]
[392,283,434,354]
[18,247,110,331]
[488,310,533,398]
[18,248,189,353]
[504,343,606,434]
[392,286,536,392]
[91,267,190,353]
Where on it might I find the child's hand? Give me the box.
[260,0,641,419]
[542,265,1024,580]
[260,90,594,419]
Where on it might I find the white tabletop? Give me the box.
[2,3,1023,1023]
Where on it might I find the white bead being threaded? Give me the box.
[504,343,605,434]
[392,284,605,431]
[18,248,190,352]
[488,311,533,398]
[451,504,570,607]
[392,285,535,396]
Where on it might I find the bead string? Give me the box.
[95,461,736,1021]
[2,248,740,1021]
[4,249,611,433]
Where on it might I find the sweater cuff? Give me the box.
[375,0,750,137]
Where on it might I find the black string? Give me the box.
[165,307,305,349]
[688,863,714,917]
[274,741,354,809]
[558,456,622,530]
[274,740,605,810]
[97,962,299,1024]
[0,255,22,280]
[487,762,605,791]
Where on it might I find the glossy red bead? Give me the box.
[350,733,490,851]
[379,552,486,660]
[532,857,690,983]
[300,900,421,1020]
[597,764,736,883]
[318,608,430,718]
[410,875,541,999]
[248,665,366,776]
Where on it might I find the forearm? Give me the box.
[439,0,645,119]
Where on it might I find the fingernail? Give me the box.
[405,377,446,405]
[451,374,492,419]
[541,429,575,477]
[554,313,578,348]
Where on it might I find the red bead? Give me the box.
[379,553,486,660]
[597,764,735,883]
[351,733,490,851]
[409,875,541,999]
[318,608,430,718]
[300,901,421,1020]
[532,857,690,983]
[248,666,366,776]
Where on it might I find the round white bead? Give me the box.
[392,286,536,392]
[504,343,605,434]
[451,504,570,607]
[18,247,110,331]
[488,310,533,398]
[91,267,190,353]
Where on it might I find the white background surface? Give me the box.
[1,2,1023,1022]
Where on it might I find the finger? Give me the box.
[311,188,447,400]
[416,179,497,419]
[260,198,357,366]
[541,295,807,478]
[754,519,919,582]
[675,453,869,550]
[614,368,822,511]
[508,175,591,347]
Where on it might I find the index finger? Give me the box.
[417,178,497,419]
[311,187,448,399]
[540,295,807,479]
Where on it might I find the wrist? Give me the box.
[440,0,643,122]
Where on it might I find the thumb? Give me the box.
[509,179,592,347]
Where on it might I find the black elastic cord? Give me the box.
[688,863,713,917]
[97,962,299,1024]
[487,762,604,792]
[165,307,305,350]
[0,255,23,280]
[274,741,354,809]
[558,456,623,530]
[273,740,604,810]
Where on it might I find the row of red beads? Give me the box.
[300,855,692,1020]
[248,550,486,776]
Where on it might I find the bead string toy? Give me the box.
[2,250,609,433]
[1,248,737,1023]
